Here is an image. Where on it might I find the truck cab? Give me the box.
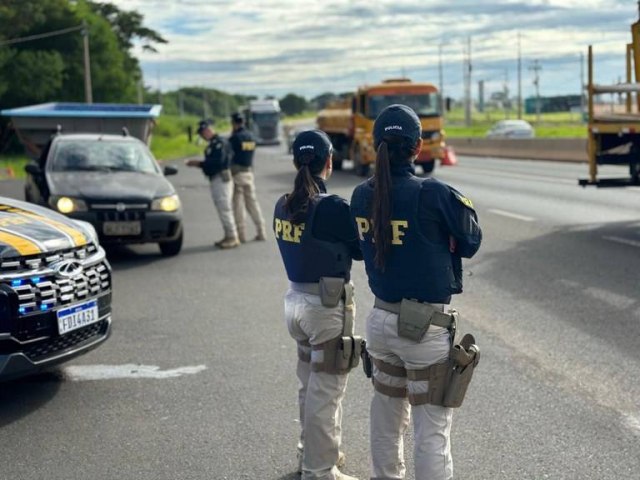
[244,99,281,145]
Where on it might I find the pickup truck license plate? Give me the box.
[103,221,141,236]
[57,300,99,335]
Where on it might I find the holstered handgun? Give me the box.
[443,333,480,408]
[361,340,373,378]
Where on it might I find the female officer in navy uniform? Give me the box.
[274,130,362,480]
[350,105,482,480]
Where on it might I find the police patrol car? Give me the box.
[0,196,112,381]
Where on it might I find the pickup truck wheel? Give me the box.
[353,147,370,177]
[159,231,183,256]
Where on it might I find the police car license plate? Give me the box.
[103,221,141,236]
[57,300,99,335]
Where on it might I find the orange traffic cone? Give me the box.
[441,146,458,166]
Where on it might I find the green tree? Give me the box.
[280,93,308,116]
[0,0,166,108]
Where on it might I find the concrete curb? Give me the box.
[447,137,587,163]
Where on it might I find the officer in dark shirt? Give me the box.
[185,120,239,249]
[274,130,362,480]
[350,105,482,480]
[229,112,266,242]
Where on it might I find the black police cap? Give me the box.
[373,104,421,148]
[230,112,244,124]
[197,119,213,134]
[292,130,333,165]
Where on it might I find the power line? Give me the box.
[0,25,84,47]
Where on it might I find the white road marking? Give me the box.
[622,413,640,436]
[584,287,636,309]
[63,364,207,381]
[559,279,637,310]
[488,208,535,222]
[603,235,640,249]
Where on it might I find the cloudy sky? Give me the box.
[112,0,636,100]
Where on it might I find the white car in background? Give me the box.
[486,120,535,139]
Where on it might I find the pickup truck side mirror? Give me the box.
[163,165,178,176]
[25,163,42,176]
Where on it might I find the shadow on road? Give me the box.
[275,472,299,480]
[479,220,640,360]
[0,370,62,428]
[103,245,166,271]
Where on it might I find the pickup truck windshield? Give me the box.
[50,139,160,174]
[368,93,440,119]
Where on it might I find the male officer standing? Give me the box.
[229,112,267,242]
[185,120,240,249]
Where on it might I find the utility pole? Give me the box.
[517,32,522,119]
[137,78,143,105]
[530,59,542,122]
[504,69,510,119]
[156,71,162,105]
[439,42,445,119]
[81,21,93,104]
[464,37,472,127]
[580,52,585,119]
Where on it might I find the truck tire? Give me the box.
[159,231,183,257]
[353,146,371,177]
[421,161,435,175]
[630,161,640,184]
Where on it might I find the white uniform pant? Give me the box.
[232,170,266,239]
[285,287,353,480]
[209,174,237,239]
[365,307,453,480]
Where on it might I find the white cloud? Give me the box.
[110,0,638,99]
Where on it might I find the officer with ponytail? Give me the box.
[350,105,482,480]
[274,130,362,480]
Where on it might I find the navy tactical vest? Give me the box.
[202,137,228,177]
[350,175,456,303]
[274,194,352,283]
[230,127,256,168]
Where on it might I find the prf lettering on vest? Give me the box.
[274,218,305,243]
[354,217,409,245]
[241,141,256,151]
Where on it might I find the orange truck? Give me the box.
[317,79,446,176]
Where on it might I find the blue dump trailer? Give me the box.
[1,102,162,158]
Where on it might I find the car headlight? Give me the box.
[151,194,180,212]
[50,196,88,214]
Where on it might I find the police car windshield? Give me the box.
[368,93,440,119]
[50,139,161,174]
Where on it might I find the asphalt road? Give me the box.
[1,147,639,480]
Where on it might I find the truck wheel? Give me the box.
[353,147,371,177]
[159,231,183,257]
[421,161,435,175]
[631,162,640,184]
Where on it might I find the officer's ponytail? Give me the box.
[372,141,392,269]
[372,136,415,270]
[284,153,323,224]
